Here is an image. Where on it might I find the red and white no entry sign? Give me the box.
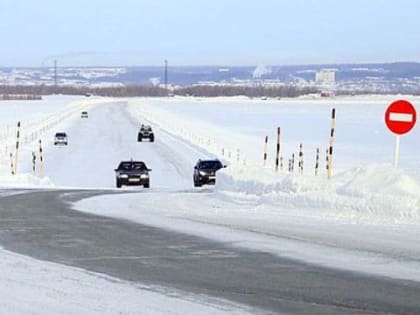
[384,100,417,168]
[385,100,417,135]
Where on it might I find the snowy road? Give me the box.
[1,189,420,315]
[2,99,420,314]
[42,101,209,189]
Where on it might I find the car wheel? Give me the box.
[138,136,142,142]
[143,181,150,188]
[116,180,122,188]
[194,179,202,187]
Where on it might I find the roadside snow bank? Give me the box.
[0,172,54,188]
[216,164,420,221]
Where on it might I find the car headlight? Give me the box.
[119,174,128,178]
[199,171,208,176]
[140,174,149,179]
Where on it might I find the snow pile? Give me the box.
[216,164,420,221]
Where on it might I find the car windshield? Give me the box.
[55,133,66,137]
[119,162,147,171]
[199,161,222,170]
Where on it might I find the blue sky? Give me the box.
[0,0,419,66]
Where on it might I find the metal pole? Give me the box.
[54,60,58,94]
[315,147,320,176]
[394,135,400,168]
[164,59,168,94]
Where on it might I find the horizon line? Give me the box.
[1,60,420,69]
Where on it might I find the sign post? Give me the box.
[384,100,417,168]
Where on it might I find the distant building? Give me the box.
[315,70,336,85]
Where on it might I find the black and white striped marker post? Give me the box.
[275,127,280,172]
[32,152,36,174]
[9,153,14,175]
[288,159,292,172]
[315,148,320,176]
[298,143,304,175]
[263,136,268,167]
[39,140,44,178]
[325,148,329,174]
[14,121,21,175]
[327,108,336,179]
[291,153,295,173]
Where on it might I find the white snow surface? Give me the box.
[2,95,420,311]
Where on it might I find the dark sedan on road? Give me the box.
[114,160,151,188]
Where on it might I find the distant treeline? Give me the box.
[0,84,318,98]
[0,94,42,100]
[177,85,318,97]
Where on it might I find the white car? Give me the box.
[54,132,68,145]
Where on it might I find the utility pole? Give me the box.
[54,59,58,94]
[164,59,168,95]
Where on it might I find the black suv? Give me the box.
[138,125,154,142]
[114,160,151,188]
[193,159,226,187]
[54,132,68,145]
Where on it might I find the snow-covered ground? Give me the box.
[1,95,420,312]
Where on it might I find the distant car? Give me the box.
[81,111,88,118]
[54,132,68,146]
[137,125,154,142]
[193,159,226,187]
[114,160,151,188]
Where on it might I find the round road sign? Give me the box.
[384,100,417,135]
